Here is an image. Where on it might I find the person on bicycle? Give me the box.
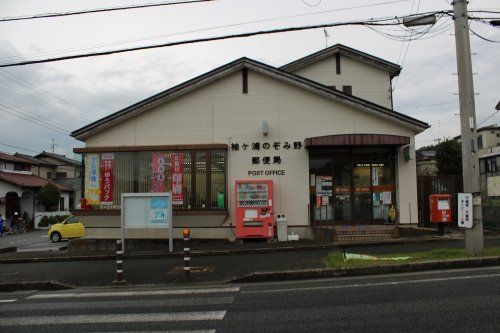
[0,213,4,237]
[9,212,20,234]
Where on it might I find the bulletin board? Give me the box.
[120,192,173,252]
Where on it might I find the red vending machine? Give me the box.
[235,180,274,239]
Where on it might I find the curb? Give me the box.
[0,281,74,292]
[0,236,468,264]
[227,256,500,283]
[0,246,16,254]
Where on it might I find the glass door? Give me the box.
[309,159,333,225]
[352,163,373,224]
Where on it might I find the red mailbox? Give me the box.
[429,194,452,223]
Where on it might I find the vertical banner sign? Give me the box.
[171,153,184,205]
[100,153,114,205]
[151,152,166,192]
[85,154,101,205]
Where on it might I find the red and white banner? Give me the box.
[151,152,166,192]
[100,153,114,205]
[171,153,184,205]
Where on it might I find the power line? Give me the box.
[0,142,39,154]
[469,27,500,42]
[0,0,214,23]
[0,13,449,68]
[0,0,413,63]
[0,70,96,122]
[0,105,69,135]
[0,102,69,133]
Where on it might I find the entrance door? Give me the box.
[309,159,333,226]
[352,164,373,223]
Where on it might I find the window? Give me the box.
[59,197,65,211]
[83,150,227,210]
[55,172,67,178]
[47,172,53,179]
[328,86,336,90]
[342,85,352,95]
[478,135,483,149]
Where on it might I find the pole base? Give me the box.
[111,279,128,285]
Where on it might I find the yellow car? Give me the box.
[48,215,86,242]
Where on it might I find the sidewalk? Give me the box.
[1,230,500,291]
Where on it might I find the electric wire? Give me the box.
[0,13,451,68]
[0,102,69,133]
[0,70,96,120]
[0,0,215,23]
[469,27,500,42]
[0,105,70,135]
[0,71,97,123]
[0,0,413,63]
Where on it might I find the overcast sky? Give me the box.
[0,0,498,159]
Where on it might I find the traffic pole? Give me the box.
[183,228,190,282]
[111,239,127,285]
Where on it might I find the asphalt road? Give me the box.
[0,229,65,252]
[0,266,499,332]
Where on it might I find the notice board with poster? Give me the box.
[121,192,173,252]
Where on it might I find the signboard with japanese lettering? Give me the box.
[85,154,100,205]
[151,152,166,193]
[458,193,473,228]
[231,140,303,176]
[100,153,114,205]
[171,153,184,205]
[121,192,173,252]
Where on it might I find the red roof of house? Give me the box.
[0,152,36,164]
[0,172,72,191]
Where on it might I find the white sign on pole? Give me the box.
[457,193,473,229]
[121,192,173,252]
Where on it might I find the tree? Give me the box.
[38,183,61,211]
[435,139,462,175]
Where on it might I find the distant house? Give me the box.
[416,150,437,176]
[34,151,83,209]
[0,152,72,219]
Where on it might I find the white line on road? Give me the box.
[242,273,500,294]
[0,300,17,303]
[2,296,234,311]
[93,331,216,333]
[28,286,240,299]
[0,311,226,326]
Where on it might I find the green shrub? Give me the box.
[38,216,49,227]
[48,216,59,226]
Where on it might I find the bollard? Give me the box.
[183,228,190,282]
[111,239,127,285]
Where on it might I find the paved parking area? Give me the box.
[0,229,66,252]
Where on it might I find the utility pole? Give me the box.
[452,0,483,255]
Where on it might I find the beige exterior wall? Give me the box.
[292,55,393,109]
[84,69,419,236]
[37,157,76,178]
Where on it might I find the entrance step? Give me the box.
[333,225,396,242]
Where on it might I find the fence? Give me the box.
[417,175,463,228]
[34,211,71,229]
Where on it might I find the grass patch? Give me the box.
[324,247,500,269]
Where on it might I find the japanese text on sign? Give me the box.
[171,153,184,205]
[100,154,114,204]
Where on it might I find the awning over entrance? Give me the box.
[305,134,410,148]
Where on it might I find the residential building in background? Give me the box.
[0,152,73,218]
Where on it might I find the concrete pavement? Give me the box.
[1,228,500,291]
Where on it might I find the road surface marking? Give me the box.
[28,286,240,299]
[0,299,17,303]
[93,331,215,333]
[0,311,226,326]
[242,273,500,294]
[1,296,235,312]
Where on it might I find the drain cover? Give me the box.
[168,266,215,274]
